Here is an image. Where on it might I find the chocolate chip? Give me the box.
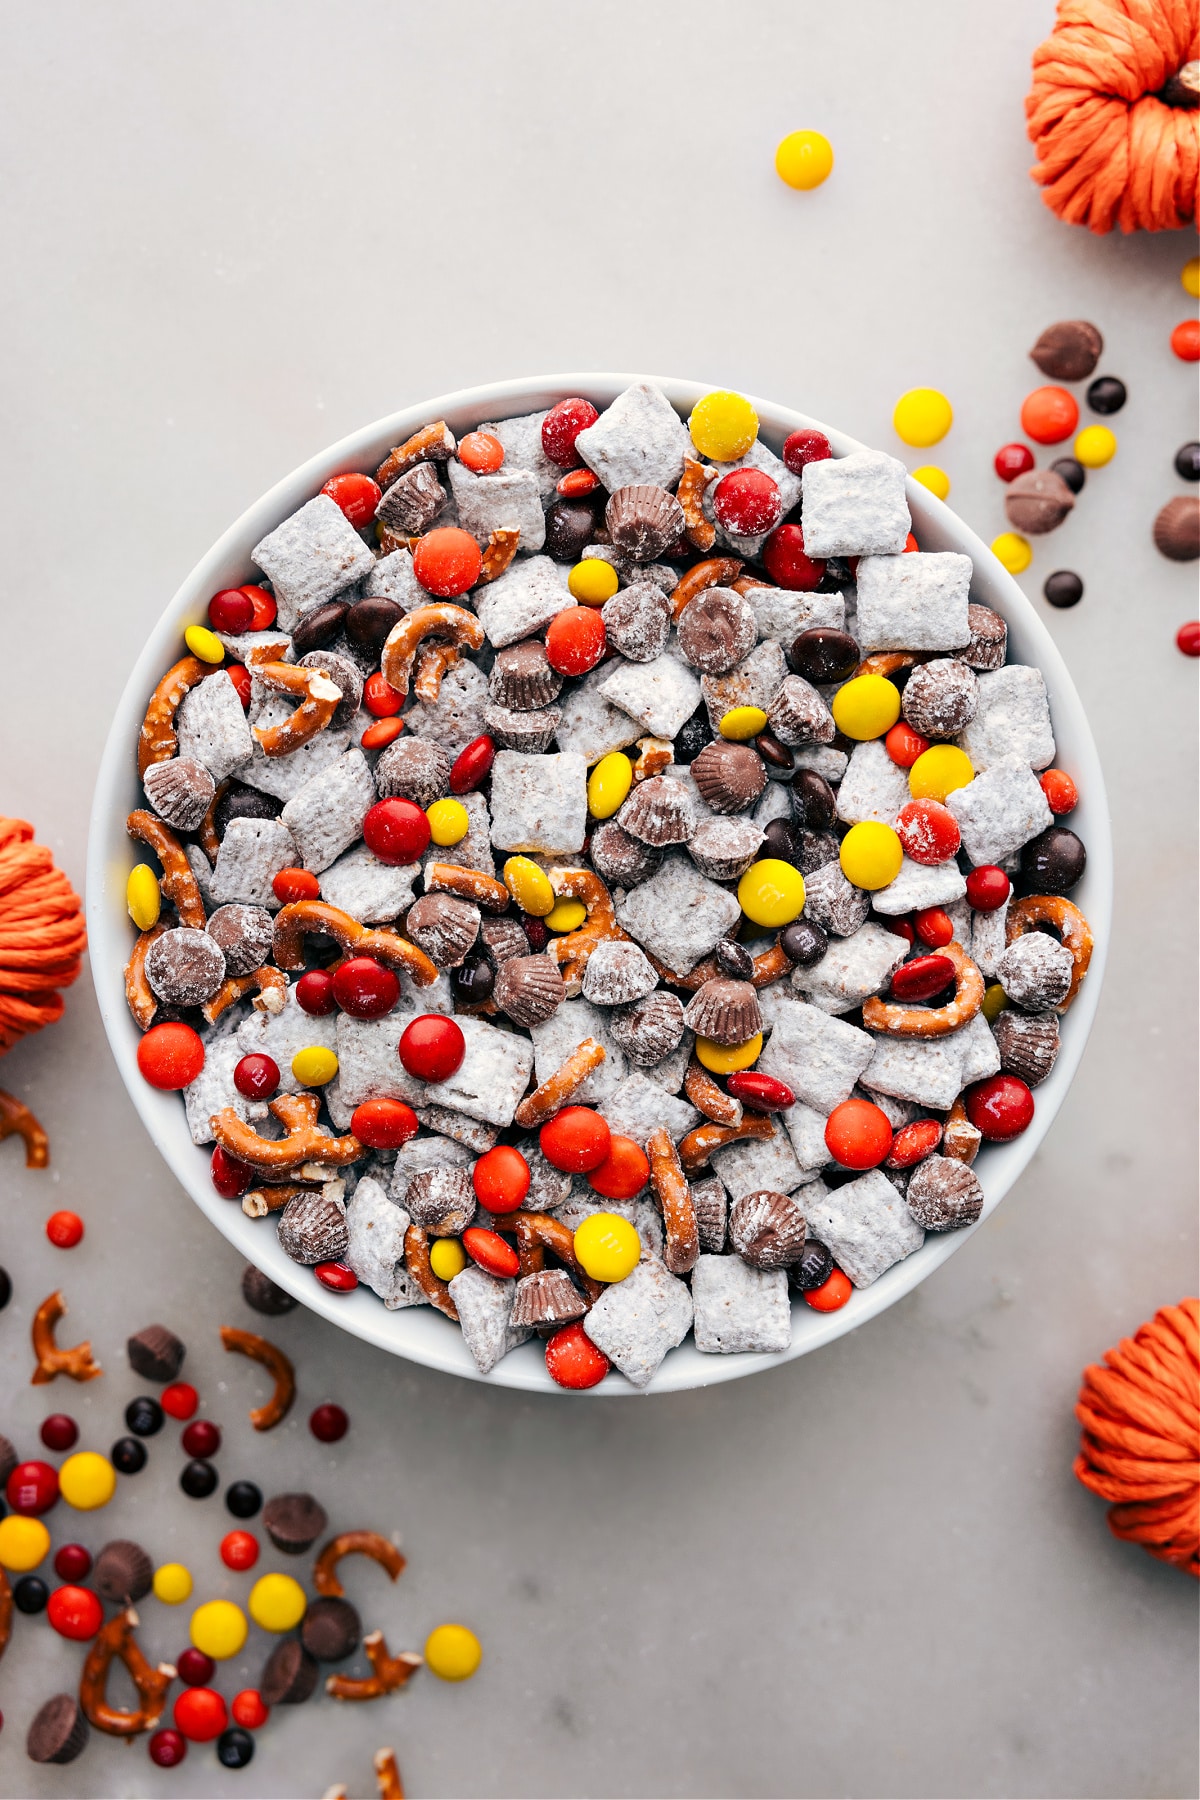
[1086,375,1125,415]
[788,628,858,685]
[301,1596,362,1662]
[263,1492,329,1556]
[1029,320,1103,382]
[790,769,837,830]
[290,599,349,657]
[345,595,404,655]
[677,588,757,674]
[261,1637,320,1706]
[207,904,275,977]
[905,1156,984,1231]
[789,1237,834,1291]
[1004,469,1075,535]
[127,1323,186,1383]
[1019,825,1086,893]
[544,497,601,562]
[1050,456,1086,494]
[214,781,282,840]
[780,919,828,968]
[1154,494,1200,561]
[27,1694,89,1765]
[1043,570,1084,609]
[93,1538,154,1603]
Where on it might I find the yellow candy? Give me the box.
[830,674,901,741]
[1074,425,1116,468]
[1182,256,1199,298]
[191,1599,248,1661]
[911,465,950,500]
[982,983,1008,1023]
[991,531,1032,574]
[126,863,161,931]
[839,821,903,891]
[0,1515,51,1571]
[774,130,834,191]
[153,1562,193,1605]
[893,388,953,448]
[696,1033,763,1074]
[568,559,619,605]
[909,744,974,802]
[58,1451,116,1511]
[426,798,470,846]
[718,706,769,741]
[248,1572,307,1633]
[545,899,587,933]
[184,624,225,664]
[429,1238,467,1281]
[574,1212,641,1283]
[688,390,759,462]
[587,750,633,819]
[291,1045,338,1087]
[424,1622,482,1682]
[502,855,554,917]
[737,858,805,928]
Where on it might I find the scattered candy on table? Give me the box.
[893,388,953,448]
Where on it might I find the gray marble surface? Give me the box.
[1,4,1197,1796]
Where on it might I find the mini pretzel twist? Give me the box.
[273,902,439,987]
[479,526,520,583]
[313,1530,407,1598]
[647,1127,699,1274]
[508,1211,604,1305]
[380,605,485,700]
[252,662,343,757]
[412,641,463,703]
[942,1096,982,1165]
[683,1057,743,1127]
[202,963,288,1025]
[0,1090,50,1168]
[677,456,718,552]
[404,1223,459,1320]
[514,1038,606,1128]
[326,1628,422,1702]
[80,1607,175,1737]
[1005,894,1093,1010]
[137,655,209,776]
[862,940,983,1038]
[220,1325,296,1430]
[124,925,166,1030]
[375,419,456,489]
[678,1112,775,1174]
[424,863,510,913]
[670,555,743,620]
[31,1290,103,1385]
[545,867,628,993]
[211,1093,363,1174]
[127,810,206,929]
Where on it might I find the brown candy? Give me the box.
[690,740,766,813]
[93,1539,154,1604]
[205,904,275,977]
[242,1262,299,1315]
[0,1434,16,1488]
[605,484,685,561]
[683,978,762,1046]
[1004,468,1075,535]
[376,461,446,534]
[690,1175,728,1253]
[302,1596,362,1662]
[789,628,859,685]
[494,954,565,1027]
[677,587,757,674]
[404,894,480,969]
[144,927,226,1007]
[791,769,837,830]
[404,1166,476,1234]
[126,1323,185,1383]
[263,1492,329,1556]
[374,737,452,808]
[483,701,561,753]
[905,1156,984,1230]
[1029,320,1103,381]
[510,1268,587,1328]
[767,674,835,746]
[688,817,765,880]
[994,1009,1060,1085]
[345,595,404,655]
[262,1637,320,1705]
[589,821,662,888]
[290,599,349,657]
[609,990,686,1066]
[901,659,979,739]
[601,581,672,662]
[479,916,530,966]
[617,775,695,846]
[298,650,364,729]
[728,1190,807,1269]
[488,641,563,711]
[277,1190,349,1266]
[27,1694,89,1765]
[960,602,1007,673]
[714,939,754,981]
[1153,494,1200,561]
[143,757,216,832]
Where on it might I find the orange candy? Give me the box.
[884,721,929,769]
[458,432,505,473]
[823,1097,893,1170]
[587,1134,651,1200]
[1170,320,1200,362]
[413,528,482,597]
[803,1268,853,1312]
[1039,768,1078,814]
[1020,386,1079,444]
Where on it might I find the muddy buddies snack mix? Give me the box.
[123,385,1094,1388]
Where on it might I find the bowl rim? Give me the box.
[85,373,1112,1395]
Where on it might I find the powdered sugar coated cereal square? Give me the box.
[800,1167,924,1288]
[529,997,629,1105]
[575,383,692,493]
[477,410,561,501]
[946,754,1053,866]
[319,842,421,922]
[614,856,741,976]
[836,739,911,827]
[402,660,490,758]
[799,450,911,557]
[582,1256,693,1389]
[756,1001,875,1114]
[344,1176,412,1305]
[958,666,1055,772]
[473,556,572,649]
[691,1255,791,1355]
[554,662,643,764]
[489,749,587,854]
[211,817,298,910]
[362,548,423,609]
[854,552,972,653]
[860,1034,964,1111]
[790,922,908,1014]
[238,983,338,1096]
[176,671,254,785]
[870,856,967,917]
[280,749,376,872]
[240,716,359,804]
[701,640,787,732]
[741,585,844,644]
[251,494,376,631]
[599,651,703,741]
[448,1266,531,1373]
[599,1073,700,1147]
[184,1034,261,1146]
[447,459,546,552]
[710,1126,809,1203]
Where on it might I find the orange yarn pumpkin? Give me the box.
[1074,1299,1200,1575]
[1026,0,1200,232]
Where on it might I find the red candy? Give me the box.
[994,443,1035,482]
[541,397,599,468]
[913,906,954,948]
[231,1690,269,1730]
[539,1106,611,1173]
[885,917,915,946]
[176,1647,216,1687]
[1171,319,1200,361]
[149,1728,188,1767]
[233,1054,279,1100]
[309,1403,349,1443]
[413,528,482,597]
[895,798,960,865]
[332,957,400,1019]
[241,586,276,630]
[890,954,956,1003]
[884,721,930,768]
[449,734,495,794]
[363,796,431,865]
[295,969,337,1016]
[472,1144,530,1214]
[462,1227,521,1279]
[965,1074,1035,1141]
[207,588,254,633]
[227,662,252,708]
[1176,621,1200,657]
[53,1543,91,1581]
[47,1585,103,1641]
[321,471,382,527]
[803,1268,853,1312]
[557,468,600,496]
[272,867,320,904]
[1039,769,1078,814]
[181,1419,220,1459]
[903,533,919,553]
[457,431,505,474]
[137,1021,204,1090]
[885,1117,943,1169]
[964,866,1011,911]
[712,468,782,536]
[350,1098,419,1150]
[586,1134,651,1200]
[545,606,606,676]
[45,1210,84,1249]
[161,1383,199,1422]
[40,1416,78,1452]
[725,1071,796,1113]
[398,1013,465,1083]
[363,670,405,717]
[361,716,405,750]
[220,1530,259,1572]
[314,1261,359,1293]
[7,1461,59,1515]
[1020,386,1079,445]
[545,1321,610,1389]
[762,522,825,591]
[211,1144,252,1198]
[781,428,832,474]
[823,1097,893,1170]
[173,1686,228,1742]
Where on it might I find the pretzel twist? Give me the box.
[942,1096,982,1165]
[211,1093,363,1174]
[375,419,456,489]
[220,1325,296,1430]
[670,555,743,620]
[326,1629,422,1702]
[199,779,228,863]
[425,863,510,913]
[514,1038,606,1128]
[413,641,463,703]
[252,662,342,756]
[31,1290,103,1385]
[678,1112,774,1174]
[0,1090,50,1168]
[1005,894,1093,1010]
[380,605,485,700]
[683,1057,743,1127]
[80,1608,175,1737]
[862,940,983,1037]
[403,1223,458,1319]
[202,963,288,1025]
[677,456,718,552]
[545,867,628,993]
[137,655,209,777]
[508,1211,604,1304]
[127,809,207,929]
[273,901,439,987]
[313,1530,406,1598]
[480,526,520,582]
[242,1182,310,1217]
[647,1127,699,1274]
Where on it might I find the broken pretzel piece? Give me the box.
[403,1223,458,1320]
[326,1628,421,1702]
[202,963,288,1025]
[273,901,439,987]
[412,641,463,704]
[508,1211,604,1305]
[80,1608,174,1737]
[124,925,166,1030]
[211,1092,363,1175]
[479,527,520,582]
[313,1529,406,1598]
[127,810,206,929]
[375,420,456,490]
[683,1057,742,1127]
[678,1112,774,1175]
[544,867,628,994]
[0,1089,50,1168]
[31,1289,103,1385]
[862,940,983,1038]
[220,1325,296,1430]
[380,605,485,702]
[374,1749,405,1800]
[670,555,743,621]
[646,1127,699,1275]
[632,737,674,783]
[136,655,208,777]
[424,862,510,913]
[252,662,343,757]
[942,1096,982,1166]
[677,456,718,552]
[514,1038,606,1129]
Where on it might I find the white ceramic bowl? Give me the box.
[87,375,1111,1394]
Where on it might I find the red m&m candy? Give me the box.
[220,1531,259,1572]
[541,398,599,468]
[803,1267,853,1312]
[965,865,1011,911]
[725,1072,796,1113]
[895,799,960,865]
[211,1145,252,1198]
[227,663,252,708]
[890,954,956,1003]
[363,671,404,717]
[539,1107,610,1173]
[295,969,337,1015]
[884,722,930,769]
[885,1118,944,1169]
[462,1228,521,1279]
[472,1144,530,1214]
[965,1074,1034,1141]
[233,1054,279,1100]
[321,471,382,527]
[545,606,606,676]
[762,522,825,591]
[48,1584,103,1640]
[174,1686,228,1742]
[7,1461,59,1515]
[449,734,495,794]
[314,1262,358,1293]
[913,906,954,948]
[363,797,431,865]
[241,586,276,630]
[332,957,400,1019]
[350,1098,419,1149]
[161,1383,199,1421]
[1039,769,1078,814]
[231,1690,269,1730]
[781,428,832,473]
[398,1014,465,1083]
[137,1022,204,1090]
[712,468,782,536]
[362,716,404,750]
[207,588,254,633]
[309,1403,349,1443]
[458,431,505,474]
[994,443,1035,482]
[545,1321,609,1389]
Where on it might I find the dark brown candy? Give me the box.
[1004,468,1075,535]
[780,919,828,968]
[714,938,755,980]
[791,769,837,830]
[483,702,560,754]
[261,1637,320,1705]
[994,1009,1060,1086]
[301,1596,362,1662]
[762,818,806,868]
[144,927,226,1007]
[376,461,446,534]
[298,651,363,728]
[589,821,662,888]
[690,740,766,813]
[1029,320,1103,382]
[802,860,869,935]
[479,917,530,966]
[27,1694,89,1765]
[789,1236,834,1291]
[1043,570,1084,609]
[677,588,756,674]
[494,954,565,1028]
[452,953,496,1006]
[374,737,452,808]
[93,1538,154,1603]
[788,628,858,685]
[405,1166,476,1233]
[683,978,762,1046]
[143,757,216,832]
[278,1190,349,1266]
[207,903,275,977]
[1019,826,1086,893]
[901,659,979,739]
[905,1156,984,1231]
[242,1262,299,1316]
[796,829,841,875]
[1153,494,1200,561]
[345,595,405,655]
[544,497,602,562]
[127,1323,186,1383]
[728,1190,807,1269]
[214,781,282,839]
[610,990,686,1066]
[601,581,672,662]
[263,1492,329,1556]
[0,1433,17,1487]
[768,674,835,746]
[290,599,350,657]
[690,1175,728,1253]
[688,817,765,880]
[605,484,685,562]
[510,1268,587,1328]
[754,729,793,773]
[673,706,713,766]
[488,641,563,711]
[405,894,481,969]
[960,603,1008,672]
[618,775,695,846]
